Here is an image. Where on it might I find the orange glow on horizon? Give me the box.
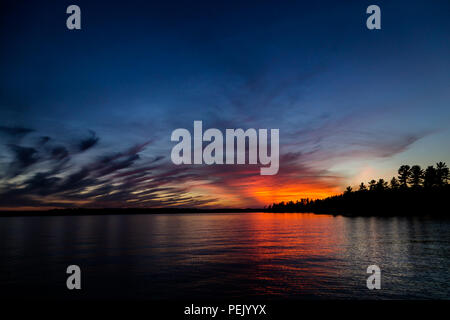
[187,174,342,208]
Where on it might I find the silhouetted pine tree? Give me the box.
[410,165,423,188]
[398,165,411,188]
[436,162,449,186]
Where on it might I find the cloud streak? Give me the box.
[0,127,217,209]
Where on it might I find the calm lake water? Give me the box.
[0,212,449,300]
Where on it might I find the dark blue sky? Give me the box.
[1,0,449,208]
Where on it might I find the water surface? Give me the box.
[0,212,449,299]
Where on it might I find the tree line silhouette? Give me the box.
[267,162,450,216]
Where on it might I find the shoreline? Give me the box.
[0,208,448,218]
[0,208,264,217]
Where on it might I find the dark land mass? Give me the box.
[268,185,450,217]
[268,162,450,217]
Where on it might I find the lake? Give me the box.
[0,212,449,299]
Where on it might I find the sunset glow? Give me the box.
[1,1,449,210]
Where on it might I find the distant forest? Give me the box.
[267,162,450,216]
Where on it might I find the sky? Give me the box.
[0,0,449,209]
